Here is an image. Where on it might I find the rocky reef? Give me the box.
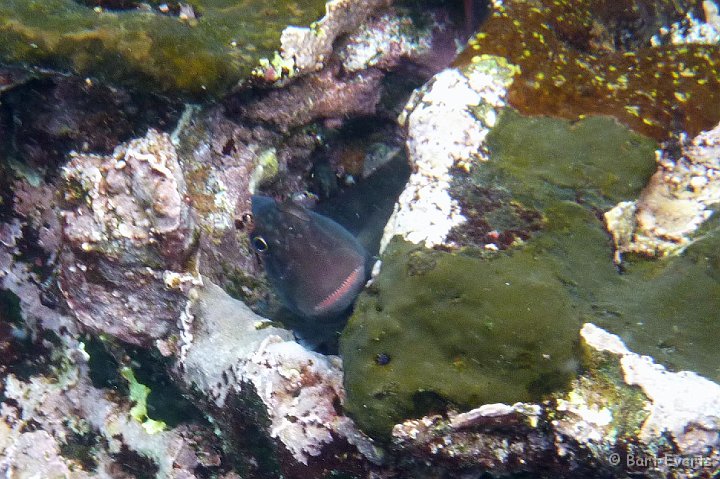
[2,0,720,478]
[0,0,389,96]
[606,121,720,258]
[391,324,720,478]
[454,0,720,140]
[59,129,196,346]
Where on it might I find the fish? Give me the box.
[250,195,369,319]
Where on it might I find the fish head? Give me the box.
[250,195,368,319]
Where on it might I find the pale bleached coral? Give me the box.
[1,358,218,478]
[380,56,518,252]
[59,129,197,345]
[605,121,720,259]
[180,281,382,466]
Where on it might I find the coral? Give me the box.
[392,403,553,477]
[0,65,34,93]
[379,55,517,252]
[455,0,720,139]
[653,0,720,46]
[1,357,221,477]
[0,0,390,96]
[2,76,180,170]
[340,236,581,439]
[447,109,658,251]
[255,0,392,83]
[59,129,196,345]
[337,9,436,73]
[0,429,91,478]
[236,62,384,132]
[179,280,382,474]
[343,85,720,441]
[605,121,720,258]
[171,107,292,311]
[1,181,75,338]
[389,324,720,478]
[579,323,720,457]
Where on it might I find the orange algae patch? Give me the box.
[455,0,720,140]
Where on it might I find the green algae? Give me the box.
[341,234,583,439]
[454,0,720,139]
[342,110,720,438]
[588,218,720,380]
[486,113,720,380]
[484,111,658,208]
[0,0,328,96]
[120,366,167,434]
[450,109,658,250]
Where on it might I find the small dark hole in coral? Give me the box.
[85,336,125,391]
[375,353,391,366]
[372,390,390,400]
[20,418,42,433]
[40,289,59,309]
[332,395,344,415]
[221,138,236,156]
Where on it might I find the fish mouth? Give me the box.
[312,264,365,316]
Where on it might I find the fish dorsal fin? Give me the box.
[278,200,311,222]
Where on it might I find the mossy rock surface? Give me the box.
[0,0,328,96]
[341,110,698,438]
[455,0,720,139]
[340,234,583,439]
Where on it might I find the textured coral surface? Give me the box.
[455,0,720,139]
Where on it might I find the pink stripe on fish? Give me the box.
[313,264,364,314]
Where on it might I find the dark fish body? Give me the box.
[251,195,369,319]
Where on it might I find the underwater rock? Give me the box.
[1,351,220,477]
[606,121,720,258]
[179,280,382,475]
[2,76,181,171]
[576,324,720,458]
[454,0,720,140]
[0,429,89,478]
[380,56,517,252]
[172,105,307,311]
[59,129,196,346]
[389,324,720,478]
[341,236,581,439]
[0,0,390,96]
[258,0,392,83]
[185,2,451,308]
[392,403,553,477]
[653,0,720,46]
[0,65,34,94]
[337,9,438,73]
[0,181,75,338]
[345,47,663,439]
[237,61,384,132]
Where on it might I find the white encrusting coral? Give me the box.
[605,121,720,259]
[180,281,382,466]
[380,56,517,253]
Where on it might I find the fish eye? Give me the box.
[252,236,268,253]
